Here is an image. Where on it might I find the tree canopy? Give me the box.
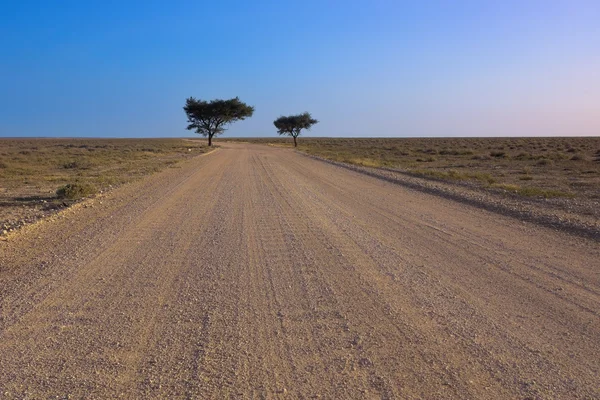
[273,112,318,147]
[184,97,254,146]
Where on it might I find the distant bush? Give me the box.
[551,152,569,160]
[62,160,90,169]
[514,152,531,160]
[439,149,459,155]
[56,183,97,200]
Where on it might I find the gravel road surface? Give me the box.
[0,143,598,399]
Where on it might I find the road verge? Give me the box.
[302,152,599,241]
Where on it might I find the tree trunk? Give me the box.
[208,134,212,147]
[293,136,297,147]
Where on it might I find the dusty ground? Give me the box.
[228,137,600,201]
[0,143,598,399]
[0,138,209,234]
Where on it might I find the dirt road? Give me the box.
[0,143,598,399]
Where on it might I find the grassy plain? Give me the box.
[226,137,600,201]
[0,138,209,231]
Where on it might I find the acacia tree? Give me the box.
[273,112,318,147]
[184,97,254,146]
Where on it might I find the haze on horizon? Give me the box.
[1,1,599,139]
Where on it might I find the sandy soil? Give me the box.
[0,143,598,399]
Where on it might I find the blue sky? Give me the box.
[1,1,599,138]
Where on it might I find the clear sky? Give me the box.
[1,1,599,138]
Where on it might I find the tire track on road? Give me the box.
[0,143,598,399]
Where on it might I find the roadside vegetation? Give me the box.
[0,138,210,233]
[224,137,600,201]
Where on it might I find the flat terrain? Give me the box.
[0,138,209,233]
[231,137,600,200]
[0,143,598,398]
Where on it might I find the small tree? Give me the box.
[184,97,254,146]
[273,112,318,147]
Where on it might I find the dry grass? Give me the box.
[224,137,600,200]
[0,138,210,230]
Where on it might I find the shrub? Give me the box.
[56,182,97,200]
[62,160,93,169]
[439,149,456,155]
[62,161,79,169]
